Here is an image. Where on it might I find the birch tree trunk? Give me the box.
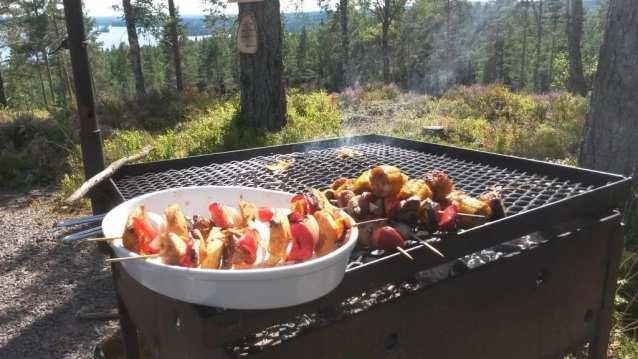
[519,2,529,89]
[167,0,183,92]
[566,0,588,96]
[533,0,544,92]
[238,0,287,130]
[122,0,146,99]
[579,0,638,176]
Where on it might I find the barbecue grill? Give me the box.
[101,134,630,359]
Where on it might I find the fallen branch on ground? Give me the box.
[64,146,154,204]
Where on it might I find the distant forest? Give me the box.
[0,0,610,108]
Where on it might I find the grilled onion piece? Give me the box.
[424,170,454,202]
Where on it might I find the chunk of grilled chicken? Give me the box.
[447,191,492,227]
[161,232,188,266]
[423,170,454,202]
[122,205,145,253]
[199,227,226,269]
[370,165,408,198]
[313,210,339,257]
[165,204,189,239]
[238,199,258,227]
[398,179,433,200]
[267,213,291,265]
[352,170,373,194]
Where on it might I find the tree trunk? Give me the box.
[238,1,287,130]
[520,2,529,89]
[381,0,391,85]
[167,0,183,92]
[338,0,349,89]
[42,50,57,103]
[547,6,559,89]
[50,10,73,103]
[0,67,7,106]
[122,0,146,98]
[566,0,588,96]
[579,0,638,176]
[35,52,48,106]
[533,0,544,92]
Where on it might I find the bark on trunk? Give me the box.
[35,52,48,106]
[0,68,7,106]
[579,0,638,176]
[42,50,57,103]
[238,1,287,130]
[519,2,529,89]
[533,0,544,92]
[122,0,146,99]
[547,8,558,89]
[381,0,391,84]
[167,0,183,92]
[566,0,588,96]
[338,0,349,89]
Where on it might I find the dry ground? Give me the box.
[0,190,118,358]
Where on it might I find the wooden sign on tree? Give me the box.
[237,13,258,54]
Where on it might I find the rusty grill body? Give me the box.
[106,135,630,359]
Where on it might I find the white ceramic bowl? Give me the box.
[101,186,358,309]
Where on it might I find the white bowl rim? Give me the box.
[103,185,359,281]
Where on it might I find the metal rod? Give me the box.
[61,226,103,242]
[63,0,107,214]
[56,214,106,228]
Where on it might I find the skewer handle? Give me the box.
[106,254,160,263]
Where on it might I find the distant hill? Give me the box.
[93,11,327,36]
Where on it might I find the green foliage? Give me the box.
[0,108,75,188]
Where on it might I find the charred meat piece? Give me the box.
[423,170,454,202]
[345,192,374,219]
[479,190,507,220]
[192,215,213,240]
[395,195,422,224]
[370,165,408,198]
[418,198,441,232]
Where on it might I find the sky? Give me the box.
[84,0,323,16]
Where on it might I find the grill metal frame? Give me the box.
[105,135,631,358]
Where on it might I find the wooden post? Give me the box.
[62,0,108,214]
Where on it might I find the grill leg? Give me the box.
[113,265,141,359]
[588,221,624,359]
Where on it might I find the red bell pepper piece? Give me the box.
[438,204,458,231]
[288,222,315,261]
[237,230,258,265]
[132,216,159,254]
[288,211,304,224]
[209,202,230,229]
[258,207,274,222]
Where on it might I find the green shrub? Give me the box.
[0,109,76,188]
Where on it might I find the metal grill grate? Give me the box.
[114,142,594,217]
